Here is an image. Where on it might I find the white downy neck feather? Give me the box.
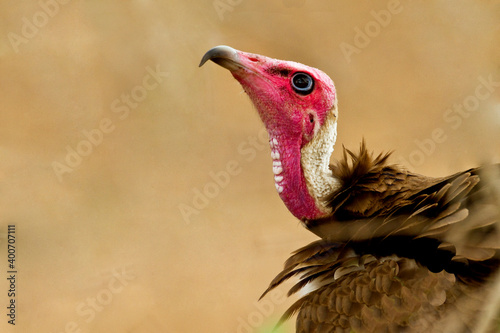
[300,107,341,214]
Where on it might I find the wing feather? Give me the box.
[265,143,500,332]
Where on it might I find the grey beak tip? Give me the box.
[198,54,210,67]
[199,45,239,68]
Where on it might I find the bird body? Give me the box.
[200,46,500,332]
[265,146,500,332]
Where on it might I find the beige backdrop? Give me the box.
[0,1,499,332]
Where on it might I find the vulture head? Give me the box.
[200,45,341,221]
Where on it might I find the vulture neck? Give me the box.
[270,107,340,221]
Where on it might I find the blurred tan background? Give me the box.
[0,1,499,332]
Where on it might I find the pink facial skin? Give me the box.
[228,51,336,148]
[226,50,337,221]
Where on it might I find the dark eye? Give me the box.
[291,72,314,95]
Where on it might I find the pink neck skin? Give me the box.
[269,133,324,221]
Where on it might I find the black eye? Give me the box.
[291,72,314,95]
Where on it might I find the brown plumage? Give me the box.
[263,143,500,332]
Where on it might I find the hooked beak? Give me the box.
[199,45,244,71]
